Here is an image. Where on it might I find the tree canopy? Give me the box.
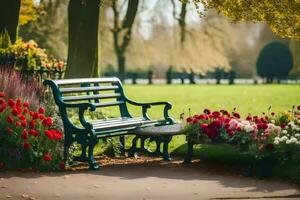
[257,42,293,83]
[194,0,300,40]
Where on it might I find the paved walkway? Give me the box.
[0,159,299,200]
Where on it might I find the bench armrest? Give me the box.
[126,98,175,124]
[62,102,96,130]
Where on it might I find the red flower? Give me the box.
[32,112,39,119]
[8,99,15,108]
[0,162,5,169]
[233,112,240,119]
[212,111,221,118]
[23,142,30,150]
[0,91,5,97]
[186,117,193,123]
[16,100,22,108]
[38,114,45,120]
[12,108,18,116]
[203,109,211,114]
[21,120,27,127]
[29,129,39,137]
[220,110,229,116]
[206,125,219,139]
[21,129,28,140]
[0,99,5,104]
[43,154,52,162]
[23,102,29,107]
[42,117,53,127]
[23,108,29,114]
[59,162,65,170]
[200,123,208,133]
[260,118,267,124]
[192,118,199,124]
[19,115,26,121]
[29,120,36,129]
[226,129,234,137]
[6,127,13,134]
[280,124,286,129]
[211,120,222,129]
[225,123,230,129]
[297,105,300,110]
[45,130,63,140]
[38,107,45,114]
[6,116,13,124]
[257,123,268,130]
[0,106,5,113]
[236,127,242,132]
[246,116,252,121]
[15,121,22,127]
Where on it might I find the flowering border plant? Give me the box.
[0,91,64,171]
[185,106,300,162]
[0,33,65,71]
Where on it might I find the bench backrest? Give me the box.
[44,77,131,117]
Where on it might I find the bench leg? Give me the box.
[162,136,172,161]
[154,139,162,156]
[119,136,125,156]
[88,139,99,170]
[64,138,72,166]
[128,136,138,157]
[183,140,193,164]
[73,143,88,162]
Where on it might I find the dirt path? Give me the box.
[0,158,299,200]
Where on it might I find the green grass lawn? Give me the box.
[122,84,300,119]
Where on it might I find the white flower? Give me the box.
[290,137,298,143]
[271,120,275,124]
[286,139,292,144]
[282,130,288,134]
[274,140,280,145]
[244,125,254,133]
[280,136,288,142]
[295,134,300,137]
[241,120,250,126]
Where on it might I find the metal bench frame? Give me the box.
[44,77,175,170]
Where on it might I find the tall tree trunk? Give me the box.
[179,2,187,48]
[290,40,300,77]
[0,0,21,43]
[117,53,125,82]
[65,0,101,78]
[171,0,187,48]
[111,0,139,83]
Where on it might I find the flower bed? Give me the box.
[184,106,300,178]
[0,91,64,171]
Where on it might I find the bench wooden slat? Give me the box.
[93,119,157,130]
[91,117,144,126]
[93,101,125,107]
[54,77,119,85]
[62,93,121,102]
[60,86,119,93]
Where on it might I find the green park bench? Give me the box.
[44,77,183,170]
